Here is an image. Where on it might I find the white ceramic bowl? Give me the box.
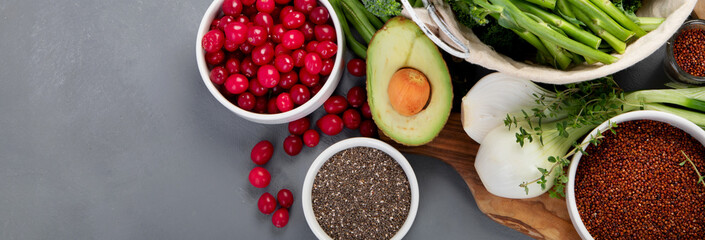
[196,0,345,124]
[302,138,420,240]
[566,110,705,240]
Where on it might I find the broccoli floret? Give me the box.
[613,0,642,14]
[447,0,493,28]
[474,21,534,60]
[361,0,402,18]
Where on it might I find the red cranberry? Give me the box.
[291,49,307,67]
[271,24,286,43]
[276,92,294,112]
[267,98,280,114]
[290,84,311,105]
[224,22,248,45]
[320,58,334,76]
[224,74,249,94]
[238,92,256,110]
[247,26,268,46]
[223,39,239,52]
[310,84,323,95]
[309,6,330,25]
[288,117,310,135]
[361,102,372,119]
[317,114,344,135]
[239,41,255,54]
[274,0,291,5]
[280,6,295,19]
[256,0,275,13]
[205,50,226,65]
[304,52,322,75]
[359,119,377,137]
[314,24,336,42]
[293,0,317,14]
[315,40,337,59]
[272,208,289,228]
[225,57,240,74]
[220,16,236,30]
[248,167,271,188]
[242,0,255,6]
[248,78,268,96]
[240,57,258,78]
[243,4,258,18]
[254,96,268,113]
[251,140,274,165]
[211,18,221,30]
[343,108,362,129]
[282,11,306,29]
[303,129,320,147]
[282,30,305,49]
[223,0,244,16]
[209,66,228,85]
[277,189,294,208]
[274,54,294,73]
[323,95,348,114]
[202,29,225,53]
[258,192,277,214]
[274,43,292,56]
[283,135,303,156]
[347,58,366,77]
[252,44,274,65]
[235,15,249,23]
[347,86,366,107]
[254,12,274,33]
[299,68,319,87]
[257,65,280,88]
[270,85,285,96]
[298,22,315,41]
[279,71,298,89]
[305,41,319,52]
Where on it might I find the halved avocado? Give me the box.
[367,17,452,146]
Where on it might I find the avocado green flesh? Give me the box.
[366,17,453,146]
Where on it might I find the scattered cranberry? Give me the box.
[324,95,348,114]
[288,117,310,135]
[224,74,249,94]
[347,86,366,107]
[317,114,344,135]
[283,135,303,156]
[314,25,336,42]
[309,7,330,25]
[347,58,366,77]
[258,192,277,214]
[223,0,244,16]
[303,129,319,147]
[361,102,372,119]
[205,50,226,65]
[276,92,294,112]
[202,30,225,53]
[272,208,289,228]
[249,167,271,188]
[343,109,362,129]
[304,52,322,75]
[238,92,256,110]
[209,66,228,85]
[251,140,274,165]
[359,119,377,137]
[290,84,311,105]
[277,189,294,208]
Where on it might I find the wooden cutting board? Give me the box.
[380,113,581,240]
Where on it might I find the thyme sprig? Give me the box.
[679,151,705,188]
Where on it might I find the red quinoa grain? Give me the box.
[673,28,705,77]
[575,120,705,239]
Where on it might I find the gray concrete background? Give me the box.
[0,0,668,239]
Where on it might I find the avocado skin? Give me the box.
[366,17,453,146]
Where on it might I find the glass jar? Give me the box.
[664,19,705,85]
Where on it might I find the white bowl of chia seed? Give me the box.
[302,137,419,240]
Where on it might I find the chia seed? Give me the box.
[312,147,411,240]
[575,120,705,239]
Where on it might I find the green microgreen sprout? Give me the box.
[679,151,705,188]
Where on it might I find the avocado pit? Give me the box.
[387,68,430,116]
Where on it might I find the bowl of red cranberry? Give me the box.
[197,0,344,124]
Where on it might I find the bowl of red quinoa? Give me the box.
[566,110,705,239]
[301,137,419,240]
[664,19,705,85]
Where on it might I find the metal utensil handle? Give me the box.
[400,0,470,59]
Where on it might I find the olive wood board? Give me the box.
[380,113,581,240]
